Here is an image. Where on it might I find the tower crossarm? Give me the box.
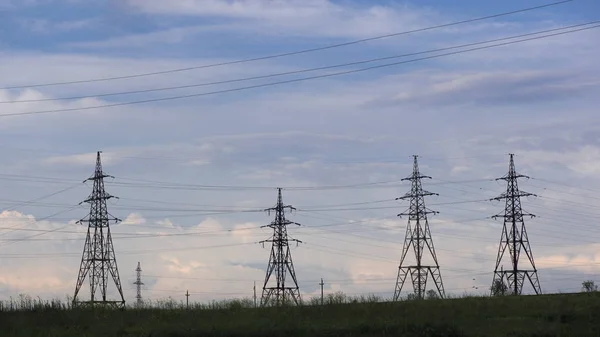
[397,190,438,200]
[398,209,439,218]
[265,204,296,213]
[84,173,115,182]
[401,174,433,182]
[261,219,299,229]
[83,194,117,204]
[496,173,530,181]
[491,212,536,220]
[77,217,122,223]
[490,190,536,201]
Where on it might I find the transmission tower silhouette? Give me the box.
[393,155,445,300]
[260,188,302,306]
[73,151,125,309]
[133,262,144,308]
[491,154,541,296]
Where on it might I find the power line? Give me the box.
[531,177,600,195]
[0,173,79,184]
[434,178,600,224]
[0,173,554,195]
[432,178,594,215]
[0,0,573,90]
[118,196,258,209]
[3,180,591,248]
[2,22,599,119]
[2,211,600,259]
[2,187,599,246]
[426,178,600,243]
[0,145,510,164]
[0,209,262,223]
[0,213,399,239]
[0,172,403,190]
[295,199,396,209]
[2,223,598,259]
[305,242,397,264]
[302,210,600,249]
[0,199,264,213]
[110,177,406,191]
[0,242,256,259]
[115,272,600,298]
[0,183,83,238]
[2,21,594,105]
[136,271,497,284]
[0,205,82,248]
[298,194,600,244]
[527,183,600,203]
[105,178,493,191]
[415,190,600,245]
[298,198,491,212]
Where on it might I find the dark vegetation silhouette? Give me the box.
[1,290,600,336]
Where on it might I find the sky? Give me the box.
[0,0,599,306]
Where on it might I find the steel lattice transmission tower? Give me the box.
[260,188,302,307]
[393,155,445,300]
[73,151,126,309]
[491,154,541,296]
[133,262,144,308]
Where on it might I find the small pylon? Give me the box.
[72,151,125,309]
[260,188,302,306]
[393,155,445,300]
[491,154,541,296]
[133,262,144,308]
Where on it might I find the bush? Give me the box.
[581,280,598,293]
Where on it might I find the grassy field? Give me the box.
[0,292,599,337]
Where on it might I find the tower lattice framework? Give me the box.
[133,262,144,308]
[491,154,541,296]
[393,155,445,300]
[260,188,302,306]
[73,151,125,308]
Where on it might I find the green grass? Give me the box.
[1,292,599,337]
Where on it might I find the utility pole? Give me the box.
[253,281,257,308]
[319,278,324,305]
[185,290,190,309]
[393,155,445,301]
[260,188,302,307]
[491,154,541,296]
[133,262,144,308]
[72,151,126,309]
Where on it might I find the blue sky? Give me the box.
[0,0,599,305]
[1,0,597,56]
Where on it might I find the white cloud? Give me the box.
[521,146,600,175]
[18,18,98,34]
[127,0,337,18]
[365,69,598,108]
[162,256,204,274]
[156,219,176,229]
[536,246,600,274]
[125,0,439,38]
[76,0,449,49]
[42,152,116,167]
[122,213,146,225]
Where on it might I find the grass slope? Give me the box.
[1,293,599,337]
